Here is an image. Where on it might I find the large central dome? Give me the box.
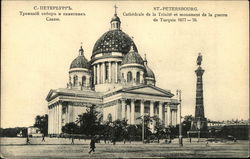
[92,30,138,57]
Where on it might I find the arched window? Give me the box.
[82,76,86,86]
[73,75,78,86]
[105,63,109,81]
[127,71,132,82]
[108,113,112,122]
[136,72,140,83]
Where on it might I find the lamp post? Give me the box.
[142,115,144,144]
[177,89,183,147]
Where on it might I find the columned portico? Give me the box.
[113,96,178,132]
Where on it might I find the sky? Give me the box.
[1,1,249,128]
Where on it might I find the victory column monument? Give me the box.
[189,53,208,138]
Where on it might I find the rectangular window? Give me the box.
[145,106,149,113]
[135,106,140,113]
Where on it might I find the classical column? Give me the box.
[140,71,144,84]
[171,110,174,126]
[159,102,163,122]
[50,108,52,134]
[171,110,175,126]
[140,100,145,117]
[115,62,118,83]
[67,104,70,123]
[86,76,89,88]
[54,104,57,134]
[97,63,100,84]
[93,65,96,84]
[48,108,50,134]
[126,104,131,124]
[121,99,126,119]
[150,101,154,131]
[131,99,135,124]
[51,105,55,134]
[176,110,178,125]
[167,105,171,126]
[57,104,59,134]
[164,106,168,127]
[102,62,105,83]
[58,103,62,134]
[54,106,56,134]
[108,62,112,83]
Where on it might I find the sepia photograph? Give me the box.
[1,0,249,158]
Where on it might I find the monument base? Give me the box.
[188,117,209,138]
[187,130,210,138]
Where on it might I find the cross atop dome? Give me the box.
[79,42,84,56]
[110,5,121,30]
[144,53,148,64]
[114,4,118,15]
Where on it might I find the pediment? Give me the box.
[46,89,57,101]
[123,85,173,97]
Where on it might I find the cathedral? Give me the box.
[46,9,179,135]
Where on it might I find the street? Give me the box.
[1,137,248,158]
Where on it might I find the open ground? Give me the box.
[1,137,249,158]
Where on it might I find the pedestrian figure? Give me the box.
[189,137,192,143]
[206,141,209,147]
[234,138,237,142]
[71,136,74,144]
[42,134,45,142]
[26,137,31,145]
[104,136,106,144]
[89,137,96,154]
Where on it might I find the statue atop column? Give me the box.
[196,53,202,66]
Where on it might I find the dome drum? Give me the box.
[90,53,124,64]
[120,63,145,70]
[69,68,92,73]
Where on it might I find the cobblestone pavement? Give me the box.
[1,137,248,158]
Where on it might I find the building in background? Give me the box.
[46,8,179,135]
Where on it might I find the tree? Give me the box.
[153,116,165,143]
[34,114,48,136]
[137,115,153,142]
[182,115,194,137]
[109,119,128,144]
[62,122,79,134]
[76,105,102,137]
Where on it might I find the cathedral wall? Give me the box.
[103,105,118,121]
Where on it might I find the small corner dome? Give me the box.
[121,46,144,65]
[144,64,155,79]
[70,56,91,69]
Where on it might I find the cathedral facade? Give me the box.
[46,11,179,135]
